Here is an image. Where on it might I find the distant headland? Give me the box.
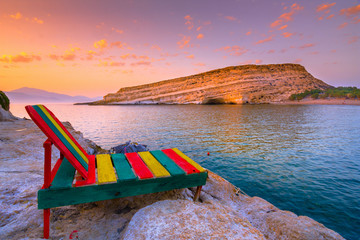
[85,63,335,105]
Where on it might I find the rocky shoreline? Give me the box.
[0,115,344,239]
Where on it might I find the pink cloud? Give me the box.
[317,3,336,12]
[224,16,237,21]
[111,27,124,34]
[299,43,315,49]
[151,45,161,51]
[340,4,360,17]
[130,61,151,66]
[32,17,44,24]
[255,36,273,45]
[267,49,275,54]
[197,33,204,39]
[216,45,248,56]
[255,59,262,64]
[282,32,294,38]
[338,22,348,29]
[278,25,288,30]
[245,30,252,36]
[327,14,335,19]
[270,3,303,28]
[186,54,195,59]
[0,52,41,63]
[193,62,205,66]
[196,26,202,31]
[177,35,191,49]
[184,15,194,30]
[294,59,302,63]
[348,36,359,44]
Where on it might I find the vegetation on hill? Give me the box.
[0,91,10,110]
[289,87,360,101]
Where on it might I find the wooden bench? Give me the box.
[26,104,208,239]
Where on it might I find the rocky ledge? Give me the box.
[0,118,344,239]
[93,64,331,105]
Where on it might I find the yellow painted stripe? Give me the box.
[96,154,117,184]
[172,148,206,173]
[138,152,170,177]
[39,105,88,163]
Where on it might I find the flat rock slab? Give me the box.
[121,199,265,240]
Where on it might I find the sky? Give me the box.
[1,0,359,97]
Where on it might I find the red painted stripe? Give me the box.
[75,155,96,186]
[125,152,154,179]
[162,149,200,174]
[43,105,90,160]
[25,106,88,178]
[50,157,63,183]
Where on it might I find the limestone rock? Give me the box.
[121,199,265,240]
[0,106,18,121]
[98,64,331,105]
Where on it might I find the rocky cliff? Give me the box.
[98,64,331,105]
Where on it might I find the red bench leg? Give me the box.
[193,186,202,202]
[44,208,50,239]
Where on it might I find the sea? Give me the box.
[11,103,360,240]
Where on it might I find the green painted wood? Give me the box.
[150,150,186,176]
[33,105,88,170]
[50,158,76,189]
[111,154,138,182]
[38,171,208,209]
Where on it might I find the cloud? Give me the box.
[294,59,302,63]
[62,53,76,61]
[267,49,275,54]
[110,41,124,48]
[224,16,237,21]
[196,26,202,31]
[184,15,194,30]
[327,14,335,19]
[340,4,360,16]
[317,3,336,12]
[193,62,205,66]
[299,43,315,49]
[10,12,22,20]
[32,17,44,24]
[177,35,191,49]
[245,30,252,36]
[186,54,195,59]
[338,22,348,29]
[348,36,359,44]
[130,61,151,66]
[278,25,288,30]
[151,45,162,51]
[197,33,204,39]
[120,54,149,60]
[94,39,108,49]
[255,36,273,45]
[0,52,41,63]
[216,45,248,56]
[255,59,262,64]
[111,27,124,34]
[98,60,125,67]
[282,32,294,38]
[270,3,303,28]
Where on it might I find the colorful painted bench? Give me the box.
[25,104,208,239]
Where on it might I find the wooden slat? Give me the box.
[32,105,88,170]
[172,148,206,172]
[96,154,117,184]
[51,158,76,189]
[149,150,185,176]
[138,152,170,178]
[162,149,199,174]
[38,105,89,164]
[111,154,138,182]
[25,106,88,178]
[125,152,153,179]
[38,171,208,209]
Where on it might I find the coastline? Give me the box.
[275,98,360,106]
[0,117,345,239]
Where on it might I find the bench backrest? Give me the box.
[26,104,89,178]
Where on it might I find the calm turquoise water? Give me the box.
[12,104,360,239]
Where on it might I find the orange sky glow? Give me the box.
[1,0,359,97]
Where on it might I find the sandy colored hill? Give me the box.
[95,64,331,105]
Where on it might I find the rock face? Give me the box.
[99,64,331,104]
[0,120,344,240]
